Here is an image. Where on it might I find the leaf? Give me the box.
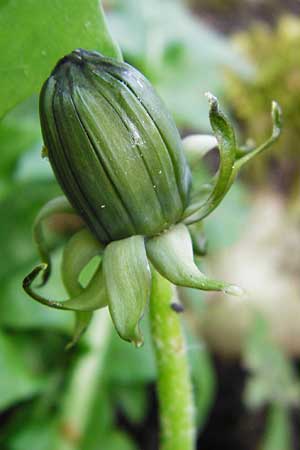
[102,431,138,450]
[112,384,148,424]
[0,179,60,285]
[186,332,216,430]
[0,330,44,411]
[0,96,41,180]
[260,405,292,450]
[9,419,58,450]
[103,236,151,346]
[0,253,71,331]
[243,315,300,409]
[0,0,121,119]
[146,223,240,294]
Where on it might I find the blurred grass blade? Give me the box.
[260,404,292,450]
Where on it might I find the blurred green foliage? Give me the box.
[242,316,299,450]
[226,15,300,190]
[106,0,251,130]
[0,1,222,448]
[0,0,299,448]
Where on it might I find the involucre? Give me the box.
[40,48,191,244]
[24,48,281,346]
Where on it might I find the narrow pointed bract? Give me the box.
[146,223,240,294]
[103,235,151,346]
[183,94,282,225]
[23,263,108,312]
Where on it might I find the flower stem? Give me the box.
[149,269,196,450]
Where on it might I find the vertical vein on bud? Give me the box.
[53,85,112,242]
[41,79,109,242]
[88,76,168,225]
[101,61,191,207]
[67,72,137,239]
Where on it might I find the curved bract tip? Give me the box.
[182,94,283,226]
[146,223,237,294]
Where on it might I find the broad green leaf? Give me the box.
[103,236,151,346]
[146,223,240,294]
[0,0,121,119]
[0,331,44,411]
[0,96,41,181]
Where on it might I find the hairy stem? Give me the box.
[149,269,196,450]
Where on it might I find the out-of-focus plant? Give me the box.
[0,1,286,450]
[226,15,300,191]
[105,0,251,130]
[243,316,299,450]
[22,42,281,448]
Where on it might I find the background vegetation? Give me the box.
[1,0,300,449]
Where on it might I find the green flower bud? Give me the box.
[40,48,191,244]
[24,48,281,347]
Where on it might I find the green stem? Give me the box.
[149,269,196,450]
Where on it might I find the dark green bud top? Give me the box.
[40,48,191,244]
